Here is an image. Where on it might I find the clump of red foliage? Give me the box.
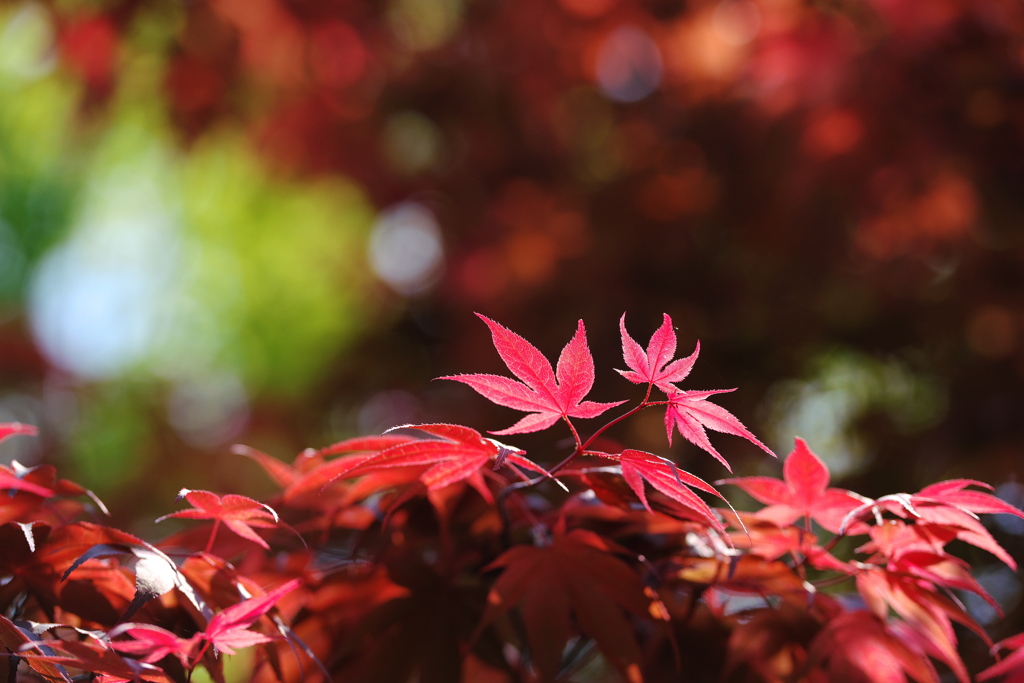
[2,314,1023,683]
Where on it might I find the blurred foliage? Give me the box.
[0,1,378,511]
[0,5,78,307]
[0,0,1023,655]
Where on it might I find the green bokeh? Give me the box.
[0,4,80,305]
[0,2,379,493]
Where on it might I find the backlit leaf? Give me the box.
[719,438,862,531]
[590,449,727,534]
[156,489,282,551]
[664,389,774,470]
[324,423,553,493]
[618,313,699,392]
[440,315,625,435]
[203,578,300,655]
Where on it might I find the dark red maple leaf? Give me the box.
[62,539,206,622]
[156,489,283,553]
[478,526,649,683]
[440,314,625,435]
[0,614,73,683]
[678,554,808,598]
[719,438,864,531]
[618,313,699,392]
[20,637,174,683]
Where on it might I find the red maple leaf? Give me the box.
[156,489,283,553]
[807,610,940,683]
[618,313,699,392]
[589,449,729,533]
[718,438,864,532]
[616,317,773,468]
[979,634,1024,682]
[715,510,850,572]
[856,522,1003,617]
[0,613,76,683]
[201,578,300,655]
[664,389,775,470]
[478,526,649,683]
[0,464,56,499]
[0,424,55,499]
[20,637,174,683]
[234,434,419,503]
[325,423,553,492]
[855,566,985,683]
[914,478,1024,520]
[440,314,625,435]
[911,504,1018,569]
[107,623,199,666]
[857,509,1018,571]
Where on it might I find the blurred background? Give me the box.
[0,0,1023,651]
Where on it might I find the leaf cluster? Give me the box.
[1,314,1023,683]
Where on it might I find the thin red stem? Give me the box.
[548,416,585,475]
[204,519,220,555]
[190,638,211,670]
[577,385,655,454]
[564,415,584,453]
[550,384,662,476]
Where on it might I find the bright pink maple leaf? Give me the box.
[440,314,625,435]
[618,313,699,392]
[841,479,1024,549]
[615,316,773,468]
[719,438,863,531]
[115,582,299,668]
[664,389,774,471]
[914,479,1024,520]
[591,449,729,533]
[325,423,552,491]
